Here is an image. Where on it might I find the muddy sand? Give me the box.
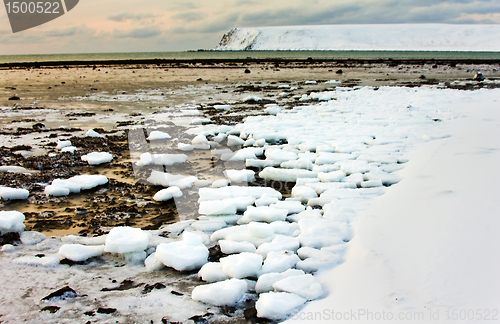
[1,58,499,238]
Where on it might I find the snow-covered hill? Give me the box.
[215,24,500,51]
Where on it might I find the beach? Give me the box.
[1,58,500,323]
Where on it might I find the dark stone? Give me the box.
[32,123,46,130]
[101,279,143,292]
[84,311,95,316]
[419,75,427,80]
[208,244,226,262]
[473,72,486,81]
[244,69,251,74]
[170,290,183,296]
[96,307,116,314]
[41,306,60,313]
[336,69,343,74]
[8,95,20,100]
[41,286,78,301]
[0,232,21,245]
[141,283,166,294]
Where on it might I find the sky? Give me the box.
[1,0,499,55]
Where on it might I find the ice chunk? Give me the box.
[264,106,281,115]
[0,211,25,234]
[136,153,187,166]
[312,164,340,173]
[338,160,371,174]
[269,221,300,236]
[273,274,323,300]
[86,129,105,138]
[153,186,183,202]
[192,134,208,145]
[364,168,401,185]
[191,220,227,232]
[243,95,262,102]
[255,292,306,320]
[147,130,171,140]
[357,154,398,164]
[198,214,242,225]
[248,222,275,238]
[295,247,340,272]
[155,232,209,271]
[219,240,256,254]
[361,180,383,188]
[259,167,317,182]
[305,182,357,195]
[255,194,279,207]
[214,104,231,111]
[281,158,313,170]
[318,170,347,183]
[287,207,322,222]
[198,262,230,282]
[269,201,305,214]
[144,252,165,271]
[61,146,77,153]
[298,218,350,248]
[211,224,275,247]
[20,231,46,245]
[13,256,60,268]
[265,149,297,165]
[199,186,281,201]
[343,173,364,186]
[147,170,198,189]
[220,252,263,278]
[104,227,152,254]
[192,279,247,306]
[325,80,341,85]
[227,135,245,146]
[56,140,72,150]
[199,200,237,215]
[81,152,113,165]
[211,179,230,188]
[159,220,194,236]
[220,147,262,161]
[291,186,318,204]
[260,250,300,274]
[255,269,305,293]
[58,244,105,262]
[47,175,108,196]
[296,177,320,185]
[256,235,300,258]
[246,159,275,168]
[224,169,255,183]
[0,187,29,200]
[315,153,354,165]
[238,206,288,224]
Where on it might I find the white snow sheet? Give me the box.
[216,24,500,51]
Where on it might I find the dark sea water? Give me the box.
[0,51,499,64]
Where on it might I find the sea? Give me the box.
[0,50,499,64]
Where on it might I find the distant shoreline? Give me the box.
[2,57,500,69]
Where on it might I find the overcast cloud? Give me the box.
[0,0,498,54]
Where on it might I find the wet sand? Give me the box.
[1,59,499,236]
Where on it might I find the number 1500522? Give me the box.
[5,1,60,14]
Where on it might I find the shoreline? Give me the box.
[2,57,500,69]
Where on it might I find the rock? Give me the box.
[8,95,20,100]
[41,286,78,301]
[244,69,251,74]
[336,69,343,74]
[473,72,486,81]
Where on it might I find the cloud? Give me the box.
[46,27,79,37]
[108,12,160,22]
[112,26,162,38]
[172,11,204,22]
